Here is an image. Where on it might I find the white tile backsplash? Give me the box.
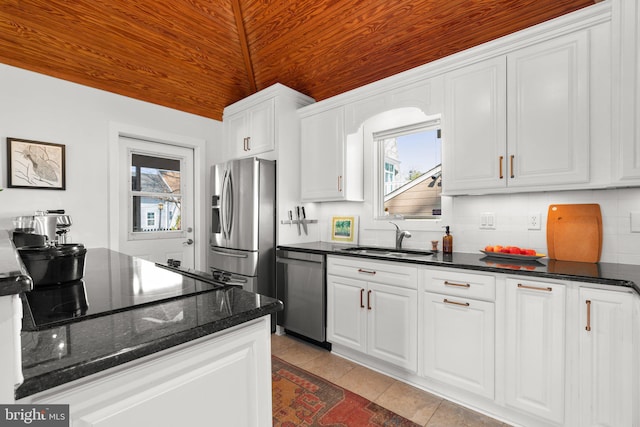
[450,187,640,264]
[314,187,640,265]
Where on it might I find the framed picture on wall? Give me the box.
[331,216,359,244]
[7,137,66,190]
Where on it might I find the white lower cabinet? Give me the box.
[20,317,273,427]
[328,258,639,427]
[327,256,417,372]
[421,290,495,399]
[578,287,634,427]
[504,278,566,424]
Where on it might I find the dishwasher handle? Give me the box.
[276,257,323,267]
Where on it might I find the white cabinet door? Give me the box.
[504,279,566,424]
[612,0,640,183]
[444,31,589,195]
[326,274,367,352]
[579,288,633,427]
[367,282,417,372]
[300,106,346,201]
[443,56,507,193]
[422,291,495,398]
[506,31,589,188]
[227,98,275,159]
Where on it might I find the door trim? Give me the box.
[108,121,206,269]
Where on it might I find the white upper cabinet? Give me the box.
[443,31,590,194]
[507,31,589,188]
[443,57,507,192]
[300,106,364,201]
[226,98,275,159]
[222,83,314,162]
[612,0,640,184]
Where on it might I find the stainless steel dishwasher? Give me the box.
[276,249,329,348]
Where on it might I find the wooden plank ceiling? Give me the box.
[0,0,595,121]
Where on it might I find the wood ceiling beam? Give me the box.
[231,0,257,93]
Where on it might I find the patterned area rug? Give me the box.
[272,356,421,426]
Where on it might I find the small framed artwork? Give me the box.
[331,216,359,244]
[7,137,66,190]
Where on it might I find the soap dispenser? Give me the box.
[443,226,453,254]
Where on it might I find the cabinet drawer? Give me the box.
[327,256,417,289]
[421,269,495,301]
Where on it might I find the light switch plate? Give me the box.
[631,212,640,232]
[480,212,495,229]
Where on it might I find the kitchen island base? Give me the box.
[18,316,273,427]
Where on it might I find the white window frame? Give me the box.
[373,119,442,220]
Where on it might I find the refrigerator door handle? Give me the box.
[224,170,234,238]
[211,248,249,258]
[221,169,234,240]
[220,170,228,239]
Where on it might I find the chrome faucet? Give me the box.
[389,222,411,249]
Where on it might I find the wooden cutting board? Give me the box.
[546,204,602,263]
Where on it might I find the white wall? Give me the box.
[0,64,221,264]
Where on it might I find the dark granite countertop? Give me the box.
[0,230,32,296]
[278,241,640,295]
[15,248,282,399]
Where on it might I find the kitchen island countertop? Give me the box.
[278,241,640,295]
[15,248,282,400]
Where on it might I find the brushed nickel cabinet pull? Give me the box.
[358,268,376,275]
[586,300,591,331]
[360,288,364,308]
[444,280,470,288]
[443,298,470,307]
[499,156,504,179]
[510,154,515,178]
[246,136,251,151]
[367,290,372,310]
[517,283,552,292]
[338,175,343,192]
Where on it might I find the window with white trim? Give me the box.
[375,120,442,219]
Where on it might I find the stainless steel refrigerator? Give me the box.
[208,157,276,303]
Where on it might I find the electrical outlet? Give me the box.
[527,212,541,230]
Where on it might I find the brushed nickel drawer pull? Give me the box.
[586,300,591,331]
[360,288,364,308]
[444,280,470,288]
[517,283,552,292]
[358,268,376,275]
[367,290,372,310]
[443,298,470,307]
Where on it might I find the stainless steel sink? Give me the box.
[340,246,434,259]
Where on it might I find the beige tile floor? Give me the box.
[272,333,511,427]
